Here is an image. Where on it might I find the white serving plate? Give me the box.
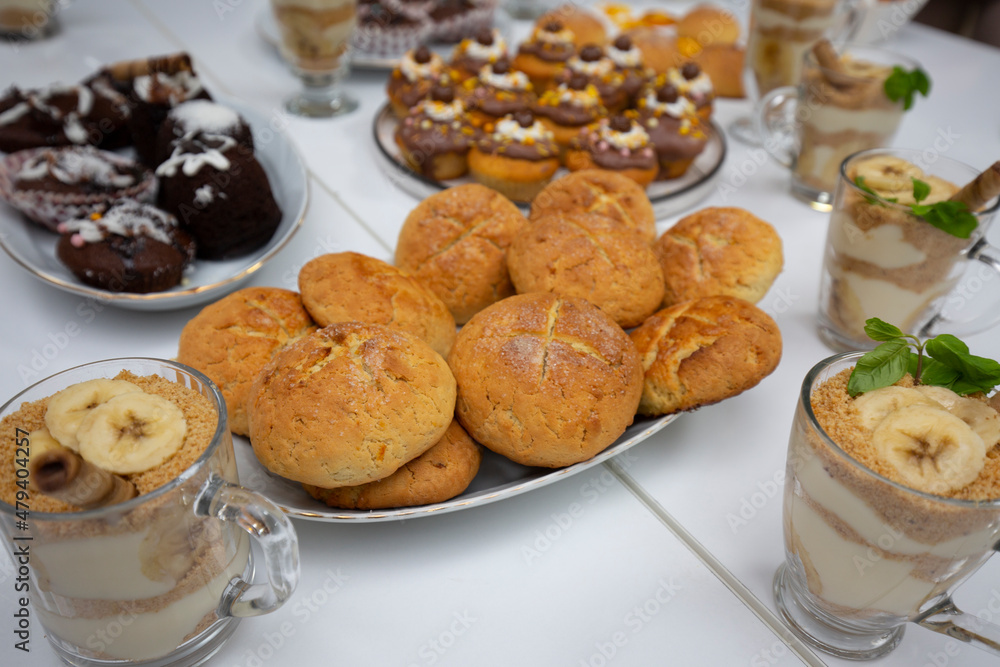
[0,101,309,311]
[234,412,678,522]
[372,102,726,218]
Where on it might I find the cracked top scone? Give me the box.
[448,293,643,468]
[298,251,456,359]
[394,183,528,324]
[248,322,457,488]
[177,286,317,437]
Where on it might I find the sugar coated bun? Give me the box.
[448,293,643,468]
[177,286,316,436]
[507,211,664,328]
[303,420,482,509]
[677,4,741,46]
[298,251,456,359]
[394,183,528,324]
[654,207,783,307]
[538,5,609,46]
[248,322,457,488]
[630,295,782,416]
[530,169,657,242]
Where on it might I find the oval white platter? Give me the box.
[234,412,678,522]
[0,101,309,311]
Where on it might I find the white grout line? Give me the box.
[306,174,394,255]
[604,458,827,667]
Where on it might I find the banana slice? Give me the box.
[852,155,923,202]
[45,379,143,451]
[873,405,986,495]
[853,386,941,431]
[76,392,187,474]
[915,385,1000,449]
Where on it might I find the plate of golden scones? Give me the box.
[179,182,785,521]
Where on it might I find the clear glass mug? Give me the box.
[817,147,1000,351]
[730,0,870,145]
[775,351,1000,660]
[0,358,300,667]
[757,45,917,210]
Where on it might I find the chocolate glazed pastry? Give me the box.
[155,132,282,260]
[55,200,196,293]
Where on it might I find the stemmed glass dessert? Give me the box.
[269,0,360,118]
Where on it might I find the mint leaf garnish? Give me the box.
[884,66,931,111]
[848,318,1000,396]
[911,177,930,203]
[910,200,978,239]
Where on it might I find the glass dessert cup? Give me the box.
[730,0,863,146]
[0,358,299,667]
[757,45,915,211]
[817,148,1000,352]
[269,0,359,118]
[775,351,1000,660]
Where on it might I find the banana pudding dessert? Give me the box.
[0,371,250,662]
[784,331,1000,625]
[747,0,840,96]
[819,152,978,349]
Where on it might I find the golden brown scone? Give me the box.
[248,322,456,488]
[677,5,741,46]
[394,184,529,324]
[654,207,783,307]
[537,4,608,46]
[626,26,681,73]
[531,169,657,242]
[694,44,746,98]
[298,251,456,359]
[507,211,664,328]
[630,295,782,416]
[177,287,316,437]
[448,293,643,468]
[302,420,482,510]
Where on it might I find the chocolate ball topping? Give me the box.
[613,35,633,51]
[413,45,432,65]
[579,45,603,62]
[475,28,494,46]
[491,58,511,75]
[430,85,454,103]
[543,20,563,32]
[656,84,680,104]
[513,110,534,128]
[609,114,631,133]
[567,72,589,90]
[681,62,701,80]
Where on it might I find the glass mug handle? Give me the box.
[756,86,797,169]
[923,239,1000,338]
[196,474,300,617]
[834,0,874,43]
[917,596,1000,655]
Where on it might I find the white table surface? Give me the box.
[2,1,1000,665]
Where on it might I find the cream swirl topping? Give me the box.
[479,65,530,91]
[642,91,695,118]
[421,99,465,122]
[493,116,552,143]
[400,50,443,83]
[598,121,650,151]
[463,31,506,61]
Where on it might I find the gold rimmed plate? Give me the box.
[0,101,308,311]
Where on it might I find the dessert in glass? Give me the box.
[817,148,1000,351]
[775,350,1000,659]
[0,358,299,667]
[757,44,922,209]
[270,0,359,117]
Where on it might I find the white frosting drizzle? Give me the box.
[608,45,641,68]
[399,50,443,83]
[0,84,97,144]
[599,120,650,150]
[15,148,137,188]
[59,201,178,246]
[642,90,695,118]
[421,99,464,122]
[568,56,613,77]
[133,71,204,105]
[479,65,529,91]
[0,102,30,125]
[462,31,506,61]
[168,100,241,135]
[155,134,235,177]
[493,116,551,143]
